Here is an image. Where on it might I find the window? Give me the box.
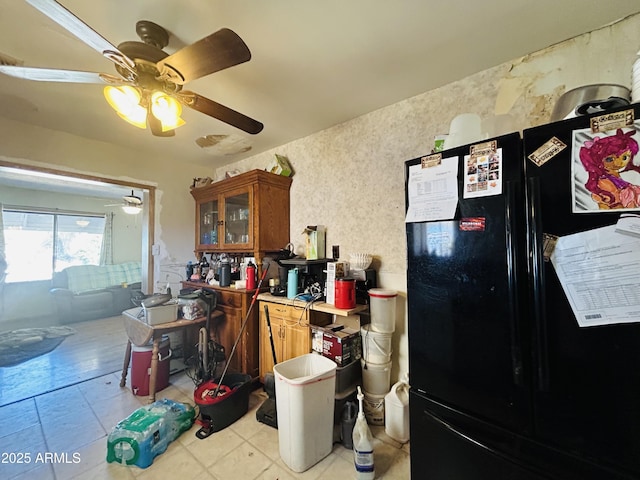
[2,210,106,283]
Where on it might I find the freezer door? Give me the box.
[410,390,637,480]
[406,133,531,433]
[523,104,640,477]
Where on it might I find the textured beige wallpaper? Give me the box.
[217,14,640,379]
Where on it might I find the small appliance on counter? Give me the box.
[353,268,377,305]
[280,258,328,300]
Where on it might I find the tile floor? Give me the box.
[0,370,410,479]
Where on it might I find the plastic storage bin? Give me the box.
[274,353,337,472]
[106,399,195,468]
[368,288,397,332]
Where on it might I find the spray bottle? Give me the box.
[353,386,375,479]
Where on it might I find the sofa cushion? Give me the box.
[63,262,141,294]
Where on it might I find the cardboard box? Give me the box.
[311,324,361,366]
[267,154,293,177]
[303,225,326,260]
[326,261,349,280]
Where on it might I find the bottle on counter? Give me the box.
[219,254,231,287]
[246,261,256,290]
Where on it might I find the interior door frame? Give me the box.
[0,159,155,292]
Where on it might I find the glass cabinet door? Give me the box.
[223,192,250,246]
[199,198,219,246]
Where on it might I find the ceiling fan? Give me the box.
[0,0,264,136]
[106,190,143,214]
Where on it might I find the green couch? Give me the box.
[50,262,142,323]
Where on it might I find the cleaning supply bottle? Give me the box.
[385,374,410,443]
[353,386,375,479]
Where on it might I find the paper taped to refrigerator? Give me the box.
[550,224,640,327]
[405,156,459,223]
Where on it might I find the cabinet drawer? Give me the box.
[218,290,242,308]
[264,303,304,322]
[216,303,242,321]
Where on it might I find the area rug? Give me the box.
[0,326,76,368]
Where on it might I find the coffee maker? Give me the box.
[279,258,328,298]
[351,268,377,304]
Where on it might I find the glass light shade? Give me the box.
[104,86,147,129]
[122,205,142,215]
[150,92,185,131]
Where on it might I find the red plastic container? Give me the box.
[131,336,171,396]
[335,278,356,309]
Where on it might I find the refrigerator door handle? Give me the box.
[505,180,524,387]
[528,177,550,392]
[423,407,544,477]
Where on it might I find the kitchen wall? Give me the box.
[0,186,142,328]
[214,13,640,382]
[0,13,638,378]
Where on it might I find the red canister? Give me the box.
[335,278,356,309]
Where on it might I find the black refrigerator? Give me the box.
[405,104,640,480]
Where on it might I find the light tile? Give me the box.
[204,440,272,480]
[0,398,39,439]
[273,450,336,480]
[53,433,113,479]
[40,406,107,453]
[0,424,48,478]
[181,424,244,468]
[247,423,280,460]
[76,372,126,403]
[89,391,144,432]
[229,405,266,441]
[35,384,92,422]
[71,461,137,480]
[0,349,410,479]
[253,461,297,480]
[317,452,354,478]
[380,449,411,479]
[10,461,55,480]
[134,443,207,480]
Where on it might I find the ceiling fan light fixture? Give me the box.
[122,204,142,215]
[150,91,185,131]
[104,85,147,129]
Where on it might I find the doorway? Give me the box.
[0,160,156,404]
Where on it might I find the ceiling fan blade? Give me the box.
[25,0,136,75]
[157,28,251,85]
[0,65,108,83]
[147,110,176,137]
[180,91,263,135]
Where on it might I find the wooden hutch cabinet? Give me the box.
[186,170,292,380]
[190,169,292,268]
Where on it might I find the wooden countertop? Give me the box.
[257,292,368,317]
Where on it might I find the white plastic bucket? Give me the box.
[360,359,391,395]
[368,288,397,333]
[274,353,337,473]
[362,390,385,426]
[360,324,393,364]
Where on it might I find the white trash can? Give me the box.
[274,353,337,472]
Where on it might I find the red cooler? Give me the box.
[131,335,171,396]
